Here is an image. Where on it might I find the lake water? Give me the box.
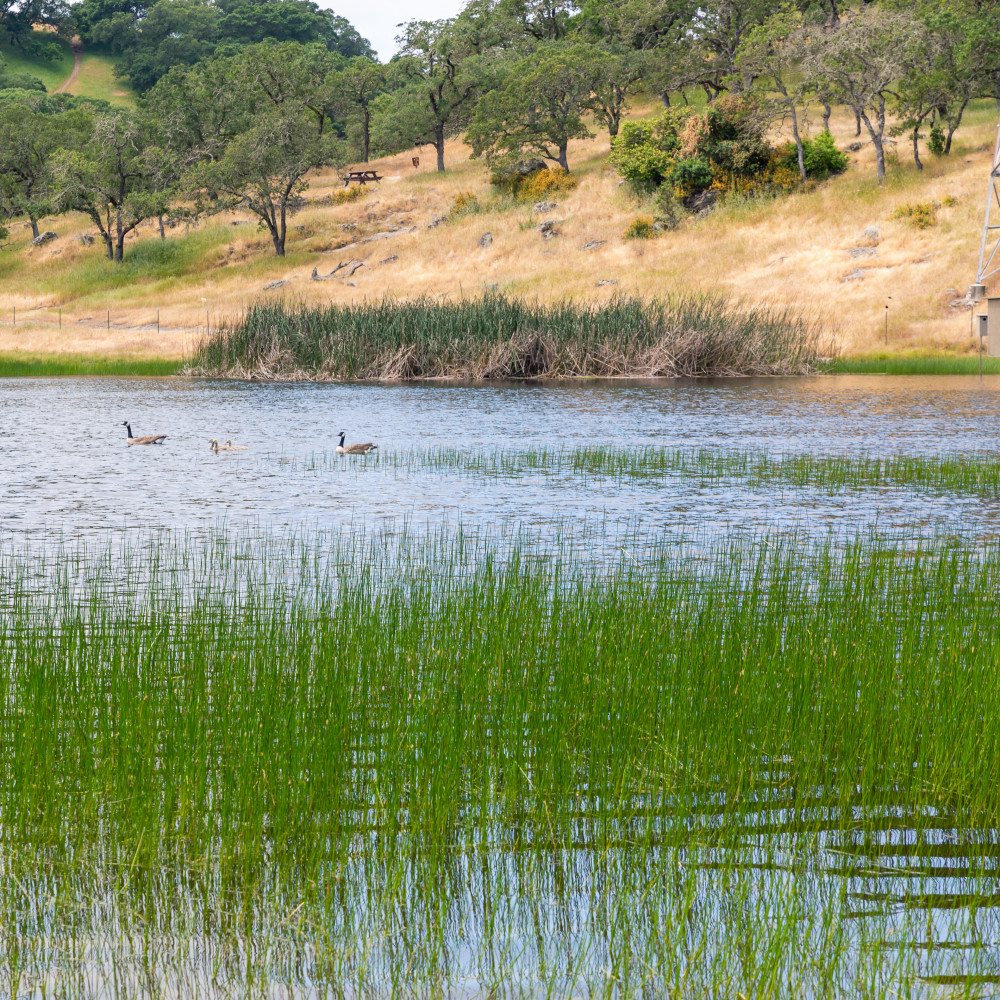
[5,373,1000,999]
[3,373,1000,542]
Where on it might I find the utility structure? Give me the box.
[973,123,1000,357]
[973,123,1000,300]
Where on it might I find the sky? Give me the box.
[335,0,467,60]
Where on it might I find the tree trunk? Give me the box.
[860,112,886,183]
[114,205,125,262]
[29,215,39,239]
[912,127,923,171]
[790,105,806,182]
[854,111,861,137]
[661,91,670,107]
[104,237,114,260]
[557,141,569,172]
[362,108,370,163]
[821,102,832,132]
[435,121,445,172]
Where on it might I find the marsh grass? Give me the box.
[3,524,1000,997]
[189,293,820,381]
[277,444,1000,501]
[0,353,181,376]
[828,354,1000,375]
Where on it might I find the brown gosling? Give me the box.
[123,421,166,445]
[336,431,377,455]
[225,439,247,450]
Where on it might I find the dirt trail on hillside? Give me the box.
[54,41,82,94]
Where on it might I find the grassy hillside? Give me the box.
[0,36,73,90]
[0,95,995,362]
[1,35,131,104]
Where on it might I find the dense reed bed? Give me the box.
[187,293,820,380]
[2,525,1000,998]
[282,443,1000,500]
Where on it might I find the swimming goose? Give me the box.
[225,439,247,451]
[123,421,166,445]
[209,438,219,451]
[336,431,377,455]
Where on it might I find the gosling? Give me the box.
[123,421,166,445]
[336,431,377,455]
[210,438,246,452]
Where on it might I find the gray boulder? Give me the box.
[533,201,557,213]
[31,231,57,246]
[478,232,493,247]
[263,279,287,290]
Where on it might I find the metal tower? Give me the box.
[974,123,1000,297]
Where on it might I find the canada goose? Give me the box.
[210,439,246,452]
[123,421,166,445]
[336,431,377,455]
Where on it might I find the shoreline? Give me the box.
[2,351,999,379]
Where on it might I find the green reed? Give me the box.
[2,525,1000,997]
[187,292,820,380]
[277,443,1000,500]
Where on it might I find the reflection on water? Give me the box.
[2,374,1000,540]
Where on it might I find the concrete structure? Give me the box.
[988,298,1000,357]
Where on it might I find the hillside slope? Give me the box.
[1,37,131,104]
[0,98,995,361]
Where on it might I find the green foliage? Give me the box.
[0,69,44,91]
[774,130,848,180]
[611,95,787,201]
[623,215,656,239]
[891,201,937,229]
[73,0,373,92]
[608,118,675,190]
[928,122,945,155]
[670,156,712,192]
[466,41,601,172]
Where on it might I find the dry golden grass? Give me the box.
[1,98,996,359]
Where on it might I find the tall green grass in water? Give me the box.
[287,443,1000,499]
[2,526,1000,997]
[188,293,820,380]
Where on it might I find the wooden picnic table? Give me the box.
[344,170,382,186]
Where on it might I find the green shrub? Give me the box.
[0,71,45,92]
[928,123,945,156]
[775,131,848,180]
[610,95,819,204]
[670,157,713,194]
[609,120,675,190]
[802,130,849,178]
[623,216,656,239]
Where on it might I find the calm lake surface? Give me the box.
[3,373,1000,540]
